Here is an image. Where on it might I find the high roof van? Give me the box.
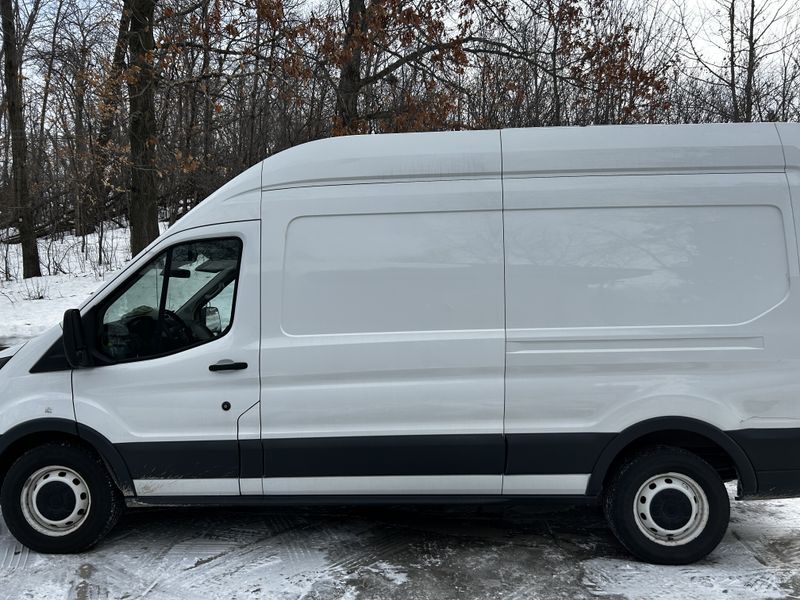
[1,123,800,564]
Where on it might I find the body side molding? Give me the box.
[506,433,614,475]
[263,434,506,477]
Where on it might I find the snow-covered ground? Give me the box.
[2,228,800,599]
[2,487,800,599]
[0,225,163,346]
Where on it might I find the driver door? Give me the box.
[72,222,261,497]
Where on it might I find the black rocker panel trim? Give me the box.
[239,439,263,479]
[727,428,800,472]
[107,425,799,500]
[114,435,507,480]
[506,433,614,475]
[10,420,794,499]
[115,440,240,479]
[750,470,800,499]
[263,434,506,477]
[727,428,800,498]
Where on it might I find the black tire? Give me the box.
[0,442,123,553]
[603,445,730,565]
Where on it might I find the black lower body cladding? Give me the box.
[728,428,800,498]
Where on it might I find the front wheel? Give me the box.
[0,442,123,553]
[603,446,730,564]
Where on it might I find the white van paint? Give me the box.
[2,123,800,561]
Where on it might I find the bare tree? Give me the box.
[1,0,799,273]
[127,0,159,255]
[679,0,799,122]
[1,0,40,277]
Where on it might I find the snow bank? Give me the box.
[0,225,146,345]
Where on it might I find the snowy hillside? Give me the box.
[0,226,149,345]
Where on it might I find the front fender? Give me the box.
[0,418,135,496]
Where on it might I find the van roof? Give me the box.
[171,122,799,233]
[259,122,794,191]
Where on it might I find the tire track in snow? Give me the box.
[0,542,30,571]
[0,514,33,572]
[326,529,414,574]
[149,514,326,596]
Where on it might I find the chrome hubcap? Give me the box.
[633,472,708,546]
[20,466,91,537]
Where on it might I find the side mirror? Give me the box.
[63,309,92,368]
[201,306,222,334]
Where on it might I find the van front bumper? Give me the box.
[729,428,800,499]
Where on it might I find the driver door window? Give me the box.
[98,238,242,361]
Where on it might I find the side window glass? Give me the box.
[98,238,242,362]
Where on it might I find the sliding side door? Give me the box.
[259,180,506,495]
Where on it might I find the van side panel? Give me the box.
[259,180,506,494]
[502,172,800,494]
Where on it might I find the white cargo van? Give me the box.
[1,123,799,564]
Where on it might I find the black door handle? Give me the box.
[209,361,248,372]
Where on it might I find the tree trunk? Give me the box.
[89,1,131,262]
[33,0,61,191]
[246,15,262,164]
[1,0,41,277]
[551,36,561,125]
[743,0,756,122]
[335,0,367,131]
[547,1,561,126]
[127,0,159,256]
[98,3,131,148]
[728,0,740,122]
[200,0,212,170]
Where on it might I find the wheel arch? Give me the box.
[588,416,757,497]
[0,418,134,496]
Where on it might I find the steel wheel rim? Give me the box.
[20,466,92,537]
[633,471,709,546]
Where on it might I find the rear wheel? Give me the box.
[0,442,123,553]
[603,446,730,564]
